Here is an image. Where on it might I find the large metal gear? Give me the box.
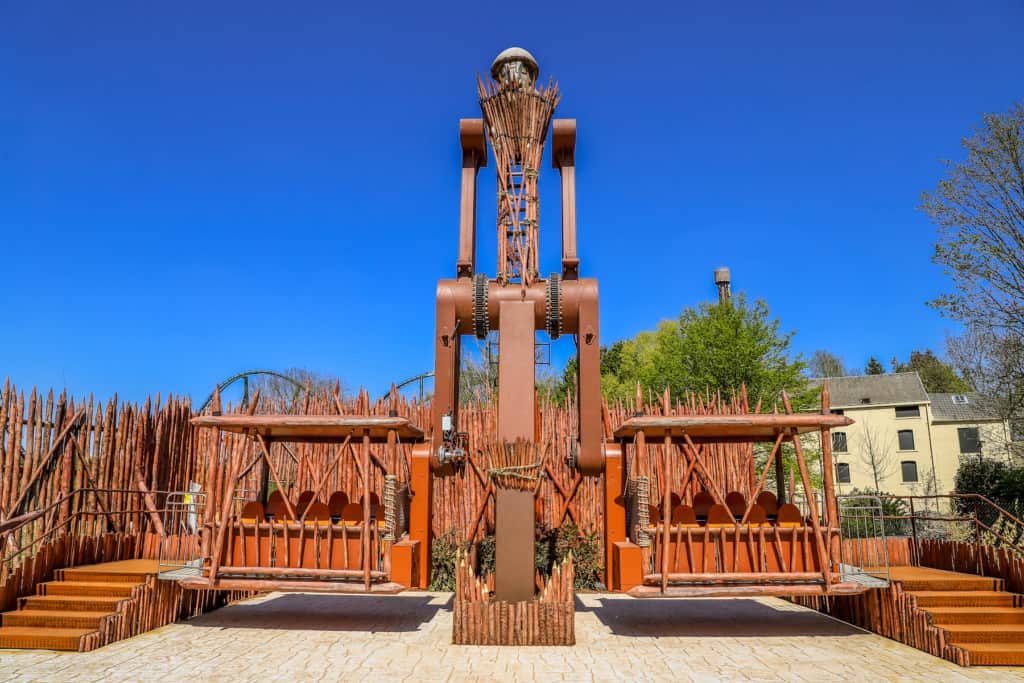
[546,273,563,339]
[473,273,490,339]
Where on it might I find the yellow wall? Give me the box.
[829,402,1013,500]
[831,403,935,496]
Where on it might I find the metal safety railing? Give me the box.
[156,491,206,579]
[837,494,890,588]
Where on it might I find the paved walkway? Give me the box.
[2,592,1022,682]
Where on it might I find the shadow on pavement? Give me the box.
[583,597,863,638]
[184,593,450,632]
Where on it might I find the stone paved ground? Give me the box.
[2,592,1023,682]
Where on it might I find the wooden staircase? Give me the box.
[897,566,1024,666]
[0,560,158,651]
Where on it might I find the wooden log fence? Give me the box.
[453,549,574,645]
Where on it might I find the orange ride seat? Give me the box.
[725,491,746,520]
[328,492,349,522]
[240,501,264,524]
[745,504,770,527]
[705,504,735,527]
[693,491,714,522]
[304,502,331,525]
[266,500,293,521]
[756,491,779,519]
[776,503,803,527]
[647,504,661,526]
[670,505,699,527]
[296,491,317,516]
[340,503,364,525]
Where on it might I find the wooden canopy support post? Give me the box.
[782,393,831,587]
[209,451,243,583]
[361,431,371,592]
[661,435,672,594]
[820,383,839,529]
[775,440,787,505]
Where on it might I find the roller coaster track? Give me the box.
[198,370,307,413]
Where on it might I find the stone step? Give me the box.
[944,624,1024,644]
[963,644,1024,666]
[59,568,150,584]
[909,591,1019,608]
[20,595,125,612]
[1,609,109,629]
[0,626,92,651]
[38,581,137,598]
[898,576,1003,592]
[927,607,1024,625]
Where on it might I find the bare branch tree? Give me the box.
[921,102,1024,337]
[808,350,849,378]
[857,424,897,490]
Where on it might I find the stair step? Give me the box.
[964,643,1024,666]
[944,624,1024,644]
[910,591,1019,608]
[38,581,137,598]
[59,569,150,584]
[928,607,1024,625]
[899,577,1003,592]
[1,609,109,629]
[20,595,125,612]
[0,626,93,651]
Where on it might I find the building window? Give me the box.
[831,409,844,416]
[894,405,920,418]
[952,394,969,405]
[958,427,981,454]
[836,463,851,483]
[832,431,848,452]
[901,461,918,483]
[897,429,915,451]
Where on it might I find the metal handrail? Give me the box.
[1,487,177,569]
[867,493,1024,555]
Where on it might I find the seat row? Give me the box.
[239,490,381,525]
[647,490,807,528]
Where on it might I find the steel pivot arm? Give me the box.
[456,119,487,279]
[552,119,579,280]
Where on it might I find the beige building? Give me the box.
[810,373,1017,498]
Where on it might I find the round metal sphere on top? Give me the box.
[490,46,539,86]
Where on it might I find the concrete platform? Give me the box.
[2,592,1023,682]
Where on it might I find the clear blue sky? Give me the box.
[3,2,1022,404]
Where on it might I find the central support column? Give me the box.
[494,300,536,602]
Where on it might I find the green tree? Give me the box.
[891,349,973,393]
[865,357,885,375]
[594,294,808,408]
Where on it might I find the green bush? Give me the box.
[954,459,1024,526]
[428,528,463,591]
